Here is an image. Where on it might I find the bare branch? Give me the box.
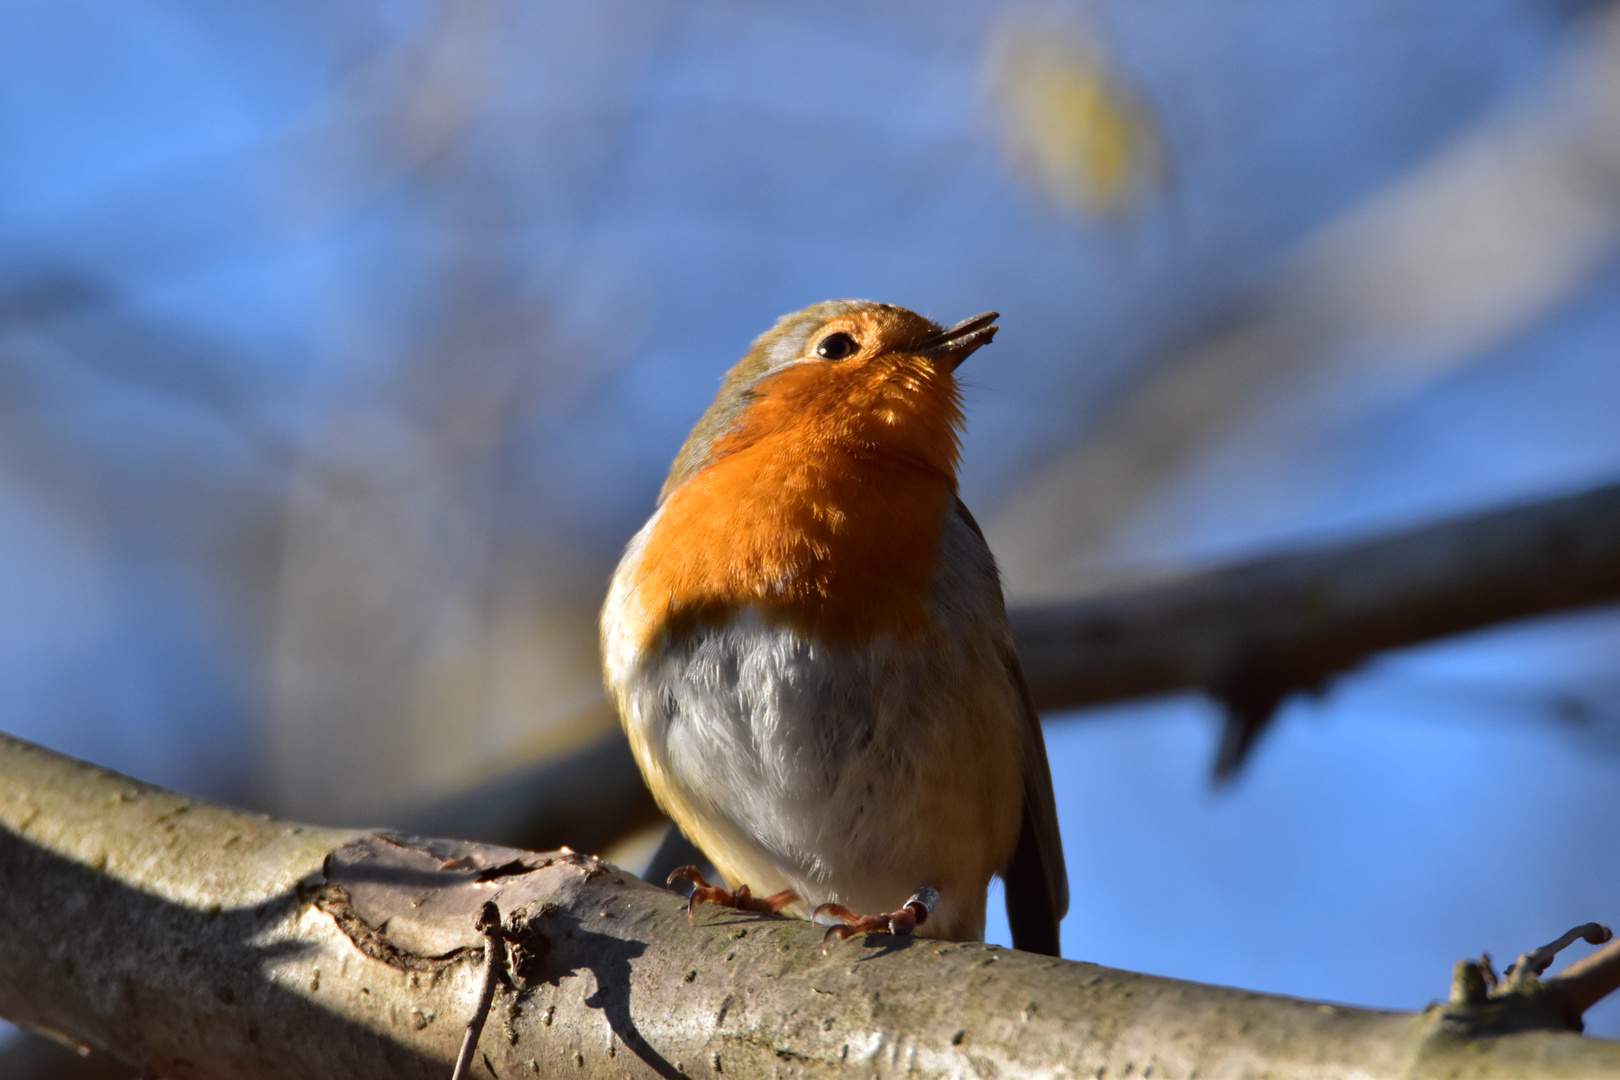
[1010,480,1620,773]
[409,481,1620,851]
[2,732,1618,1079]
[395,710,663,853]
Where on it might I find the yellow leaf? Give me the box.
[988,18,1162,216]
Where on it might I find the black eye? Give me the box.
[815,332,859,360]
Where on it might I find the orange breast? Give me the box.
[628,356,962,650]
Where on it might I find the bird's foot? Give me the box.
[813,887,939,953]
[667,866,798,920]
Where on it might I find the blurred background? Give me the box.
[3,0,1620,1058]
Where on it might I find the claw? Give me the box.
[814,887,940,953]
[667,865,797,919]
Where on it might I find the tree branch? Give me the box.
[414,481,1620,849]
[1010,479,1620,774]
[396,711,663,854]
[2,732,1617,1079]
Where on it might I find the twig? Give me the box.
[1504,922,1613,982]
[450,901,504,1080]
[1451,923,1617,1034]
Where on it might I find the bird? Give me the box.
[600,300,1067,955]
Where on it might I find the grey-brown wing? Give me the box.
[1001,644,1068,956]
[954,498,1068,956]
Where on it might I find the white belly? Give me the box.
[602,507,1025,940]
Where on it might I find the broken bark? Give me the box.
[2,732,1618,1079]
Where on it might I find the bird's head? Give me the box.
[661,300,999,502]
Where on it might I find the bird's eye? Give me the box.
[815,332,859,360]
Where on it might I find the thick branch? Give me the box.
[2,733,1617,1079]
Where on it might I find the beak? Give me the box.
[913,311,999,371]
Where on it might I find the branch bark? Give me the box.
[2,732,1617,1079]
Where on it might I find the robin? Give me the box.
[601,300,1067,954]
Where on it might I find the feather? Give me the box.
[955,498,1069,956]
